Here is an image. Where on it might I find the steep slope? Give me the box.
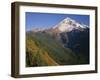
[26,32,79,67]
[60,28,89,64]
[26,34,59,67]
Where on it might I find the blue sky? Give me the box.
[26,12,90,31]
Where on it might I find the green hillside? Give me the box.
[26,32,79,67]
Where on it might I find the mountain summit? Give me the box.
[52,17,88,33]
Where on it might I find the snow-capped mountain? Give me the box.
[28,17,89,64]
[31,17,89,34]
[26,17,90,65]
[43,17,89,56]
[52,17,88,33]
[32,28,45,32]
